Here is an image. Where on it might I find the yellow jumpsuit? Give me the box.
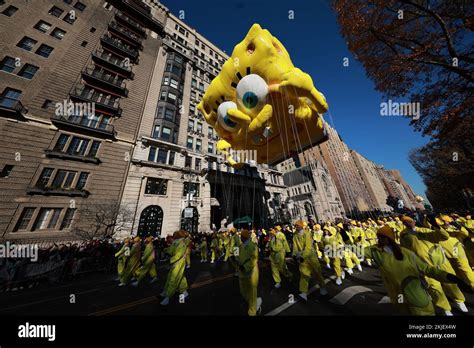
[441,228,474,287]
[200,239,208,261]
[224,234,232,261]
[114,243,129,278]
[210,238,220,262]
[293,229,325,293]
[164,238,189,297]
[400,227,465,312]
[268,231,292,284]
[322,233,343,277]
[365,245,452,315]
[120,241,141,284]
[231,239,259,316]
[136,241,157,282]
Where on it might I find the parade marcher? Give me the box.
[292,220,328,300]
[200,235,208,262]
[160,230,190,306]
[223,232,232,261]
[132,236,158,286]
[365,225,464,315]
[114,238,130,282]
[268,228,292,288]
[434,215,474,288]
[185,233,192,269]
[400,216,468,315]
[322,225,344,285]
[118,236,141,286]
[210,233,221,263]
[230,229,262,316]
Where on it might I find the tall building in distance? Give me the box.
[351,150,391,213]
[301,122,372,216]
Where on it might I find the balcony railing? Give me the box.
[0,98,28,115]
[91,48,134,77]
[27,186,89,198]
[109,21,143,47]
[115,10,146,35]
[162,36,194,60]
[82,66,128,96]
[51,114,116,138]
[101,35,139,59]
[70,86,122,116]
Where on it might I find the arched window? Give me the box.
[138,205,163,237]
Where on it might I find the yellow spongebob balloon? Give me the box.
[198,23,329,166]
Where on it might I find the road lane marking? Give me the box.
[265,276,336,316]
[329,286,373,305]
[89,272,237,316]
[378,296,391,304]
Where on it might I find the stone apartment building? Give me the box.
[0,0,166,242]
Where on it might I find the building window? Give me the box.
[63,12,77,24]
[67,137,89,156]
[64,0,73,4]
[76,172,89,189]
[52,170,77,189]
[163,76,169,85]
[32,208,62,230]
[34,20,52,33]
[157,148,167,164]
[191,78,197,88]
[2,5,18,17]
[0,164,14,178]
[14,208,35,231]
[73,1,86,11]
[170,78,179,89]
[183,182,200,197]
[60,208,75,229]
[188,119,194,132]
[148,146,156,161]
[53,134,69,152]
[0,88,22,108]
[164,108,174,121]
[187,136,193,149]
[152,125,160,138]
[0,56,16,73]
[185,156,192,168]
[208,143,214,154]
[35,44,54,58]
[36,168,54,187]
[161,126,171,141]
[90,27,96,33]
[51,28,67,40]
[88,141,101,157]
[81,40,87,47]
[17,37,37,51]
[196,139,202,151]
[48,6,64,17]
[195,158,201,171]
[145,178,167,195]
[18,64,39,79]
[168,151,175,165]
[197,123,202,134]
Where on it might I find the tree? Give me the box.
[72,203,133,241]
[334,0,473,209]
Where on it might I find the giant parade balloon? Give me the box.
[198,23,328,166]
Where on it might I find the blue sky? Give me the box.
[163,0,430,198]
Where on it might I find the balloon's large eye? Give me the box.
[236,74,268,111]
[217,101,239,132]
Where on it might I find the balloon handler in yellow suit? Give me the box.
[114,237,130,282]
[268,228,292,288]
[118,236,142,286]
[365,225,465,315]
[160,230,190,306]
[400,215,469,315]
[230,229,262,316]
[292,220,328,301]
[132,236,158,286]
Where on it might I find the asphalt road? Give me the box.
[1,254,473,316]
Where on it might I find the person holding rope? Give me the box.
[230,229,262,316]
[160,230,190,306]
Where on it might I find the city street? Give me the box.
[1,254,473,317]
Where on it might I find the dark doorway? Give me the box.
[138,205,163,237]
[181,206,199,234]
